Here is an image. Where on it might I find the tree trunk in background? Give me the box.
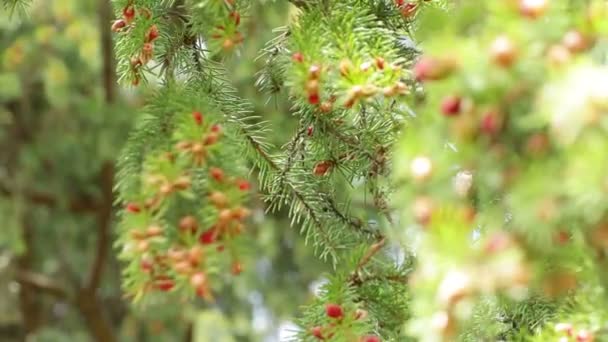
[76,291,117,342]
[17,220,42,338]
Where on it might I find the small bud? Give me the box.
[325,303,343,319]
[519,0,548,19]
[440,95,462,116]
[140,257,154,272]
[525,133,550,156]
[123,5,136,23]
[155,277,175,292]
[311,326,324,339]
[173,176,191,190]
[125,203,141,213]
[179,216,198,234]
[554,231,570,245]
[146,25,159,43]
[576,330,593,342]
[490,35,517,67]
[313,160,333,176]
[190,272,207,287]
[191,143,204,154]
[554,322,573,336]
[204,132,220,145]
[209,191,229,208]
[218,209,232,223]
[223,38,235,50]
[234,32,244,44]
[136,240,150,253]
[168,248,187,262]
[306,79,319,93]
[140,43,154,64]
[130,57,142,69]
[199,227,217,245]
[319,101,332,113]
[547,44,572,66]
[307,126,314,136]
[400,2,418,17]
[413,56,454,82]
[210,167,225,182]
[210,124,222,133]
[354,309,368,320]
[484,232,512,254]
[453,170,473,197]
[362,336,381,342]
[131,230,146,240]
[562,30,588,53]
[231,261,243,275]
[236,179,251,191]
[232,207,251,220]
[193,111,203,125]
[339,59,354,77]
[359,61,372,72]
[292,52,304,63]
[480,110,503,136]
[375,57,385,70]
[308,93,320,105]
[188,245,204,264]
[308,64,321,79]
[413,196,434,225]
[361,84,378,97]
[229,11,241,26]
[146,225,163,237]
[159,183,173,196]
[112,19,127,32]
[350,85,363,98]
[394,81,408,94]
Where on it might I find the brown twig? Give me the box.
[348,237,388,285]
[86,162,114,292]
[16,270,68,299]
[99,0,115,103]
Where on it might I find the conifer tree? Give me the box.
[4,0,608,341]
[109,0,608,341]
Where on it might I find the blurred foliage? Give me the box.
[2,0,607,341]
[0,0,329,341]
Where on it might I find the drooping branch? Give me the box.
[348,237,387,285]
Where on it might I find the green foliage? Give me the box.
[2,0,31,16]
[394,0,608,340]
[4,0,608,341]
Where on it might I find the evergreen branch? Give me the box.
[2,0,30,16]
[349,237,387,284]
[325,196,382,239]
[241,132,341,258]
[278,124,307,183]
